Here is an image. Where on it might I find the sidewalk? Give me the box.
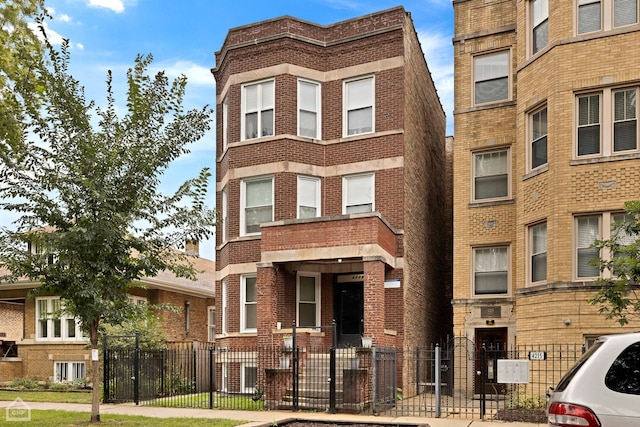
[0,400,546,427]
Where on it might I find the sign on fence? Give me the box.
[496,359,529,384]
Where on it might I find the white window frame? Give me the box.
[207,306,215,342]
[221,278,227,336]
[472,148,511,202]
[221,187,228,243]
[473,246,510,297]
[298,79,321,139]
[241,79,274,141]
[297,175,321,219]
[576,88,639,158]
[240,176,274,236]
[528,222,548,285]
[36,297,84,342]
[575,215,601,279]
[240,275,257,333]
[241,362,258,393]
[343,76,375,137]
[222,96,229,151]
[473,50,510,106]
[127,295,147,306]
[530,0,549,55]
[296,272,321,328]
[54,361,86,383]
[577,0,638,34]
[342,172,375,214]
[529,106,548,171]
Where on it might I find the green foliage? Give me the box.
[8,376,40,389]
[159,368,195,396]
[505,393,547,410]
[101,307,170,350]
[590,200,640,325]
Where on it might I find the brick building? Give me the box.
[452,0,640,390]
[213,6,451,395]
[0,248,215,384]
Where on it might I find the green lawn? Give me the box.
[0,390,92,404]
[147,393,265,410]
[5,410,246,426]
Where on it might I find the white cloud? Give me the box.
[76,43,85,50]
[159,61,215,87]
[88,0,125,13]
[28,21,65,46]
[59,14,72,23]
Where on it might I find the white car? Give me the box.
[547,332,640,427]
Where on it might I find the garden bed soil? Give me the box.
[495,408,547,423]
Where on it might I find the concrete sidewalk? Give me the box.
[0,400,546,427]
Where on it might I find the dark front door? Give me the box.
[334,281,364,347]
[474,328,508,394]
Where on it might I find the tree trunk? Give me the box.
[90,320,101,422]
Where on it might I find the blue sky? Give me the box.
[8,0,454,260]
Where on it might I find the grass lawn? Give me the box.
[8,410,246,426]
[0,390,93,404]
[147,393,264,410]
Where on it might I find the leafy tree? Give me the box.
[0,24,215,423]
[590,200,640,326]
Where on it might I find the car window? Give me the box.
[605,341,640,395]
[555,340,603,392]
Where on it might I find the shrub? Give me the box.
[506,393,547,410]
[8,377,40,389]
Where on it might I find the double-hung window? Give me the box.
[473,149,509,201]
[344,76,374,136]
[530,106,548,170]
[221,278,227,336]
[578,0,602,33]
[530,222,547,284]
[343,173,374,214]
[578,0,638,33]
[242,80,274,140]
[298,80,321,139]
[576,216,601,278]
[55,362,85,383]
[474,51,509,105]
[221,188,228,242]
[241,363,257,393]
[241,177,273,236]
[614,0,638,27]
[297,273,320,328]
[474,247,509,296]
[297,176,321,219]
[222,97,228,151]
[36,297,83,341]
[576,88,638,158]
[531,0,549,55]
[241,275,257,333]
[207,306,215,342]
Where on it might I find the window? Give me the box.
[343,173,374,214]
[221,188,228,242]
[184,301,190,335]
[531,0,549,55]
[576,88,639,158]
[474,247,509,295]
[613,88,637,152]
[576,215,600,278]
[241,177,273,236]
[36,297,83,341]
[578,0,638,33]
[241,275,257,333]
[344,76,374,136]
[578,0,602,33]
[55,362,85,383]
[242,80,274,140]
[605,341,640,395]
[298,79,320,139]
[530,222,547,283]
[531,106,548,169]
[474,51,509,105]
[611,213,635,266]
[222,97,228,151]
[241,363,257,393]
[297,273,320,328]
[127,295,147,306]
[207,306,215,342]
[221,279,227,336]
[473,149,509,201]
[577,94,601,156]
[297,176,321,219]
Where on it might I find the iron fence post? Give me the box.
[435,344,441,417]
[480,344,486,418]
[134,332,140,405]
[103,335,109,403]
[372,346,377,415]
[209,346,214,409]
[329,346,336,414]
[292,322,298,411]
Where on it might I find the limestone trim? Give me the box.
[261,244,397,268]
[215,262,257,281]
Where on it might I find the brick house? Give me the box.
[452,0,640,392]
[213,6,451,396]
[0,243,215,384]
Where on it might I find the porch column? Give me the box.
[363,257,385,345]
[257,262,278,348]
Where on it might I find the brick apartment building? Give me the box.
[452,0,640,380]
[213,6,451,394]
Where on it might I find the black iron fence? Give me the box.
[102,336,584,421]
